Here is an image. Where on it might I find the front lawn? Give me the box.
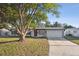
[65,36,79,45]
[0,38,48,56]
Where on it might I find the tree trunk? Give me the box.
[19,34,26,42]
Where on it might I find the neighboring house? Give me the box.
[0,28,11,37]
[31,27,64,38]
[64,28,79,37]
[0,28,33,37]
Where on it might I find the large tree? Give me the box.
[0,3,60,42]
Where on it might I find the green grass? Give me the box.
[0,38,19,42]
[65,36,79,45]
[0,38,48,56]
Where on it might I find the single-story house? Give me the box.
[0,28,18,37]
[31,27,65,38]
[0,27,65,38]
[0,28,11,37]
[64,28,79,37]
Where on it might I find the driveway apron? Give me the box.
[48,38,79,56]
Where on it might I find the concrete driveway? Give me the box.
[48,38,79,56]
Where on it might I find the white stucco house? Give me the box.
[0,28,18,37]
[31,27,64,38]
[0,28,11,36]
[64,28,79,37]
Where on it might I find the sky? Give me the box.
[48,3,79,28]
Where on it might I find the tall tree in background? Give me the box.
[53,21,62,27]
[63,23,74,29]
[45,21,53,27]
[0,3,60,42]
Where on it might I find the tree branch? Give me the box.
[24,6,38,34]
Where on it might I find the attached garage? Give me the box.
[47,29,64,38]
[31,27,64,38]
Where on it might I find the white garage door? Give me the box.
[47,30,63,38]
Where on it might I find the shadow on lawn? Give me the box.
[0,40,19,44]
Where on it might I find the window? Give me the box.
[37,30,46,35]
[73,31,77,33]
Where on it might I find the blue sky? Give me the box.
[48,3,79,28]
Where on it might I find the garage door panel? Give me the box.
[47,30,63,38]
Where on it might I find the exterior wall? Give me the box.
[71,30,79,37]
[36,30,46,37]
[31,30,46,37]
